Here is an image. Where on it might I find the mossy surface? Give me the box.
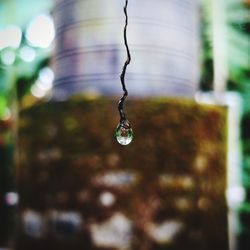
[17,97,228,250]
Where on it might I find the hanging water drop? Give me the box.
[115,119,133,145]
[115,0,133,145]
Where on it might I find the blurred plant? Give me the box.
[0,13,54,108]
[0,5,54,247]
[199,0,214,91]
[200,0,250,97]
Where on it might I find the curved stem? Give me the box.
[118,0,131,123]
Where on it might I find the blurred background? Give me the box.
[0,0,250,249]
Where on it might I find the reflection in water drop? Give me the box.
[115,120,133,145]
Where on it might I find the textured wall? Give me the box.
[16,97,228,250]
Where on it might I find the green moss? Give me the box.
[17,96,228,250]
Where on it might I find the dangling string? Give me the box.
[115,0,133,146]
[118,0,131,123]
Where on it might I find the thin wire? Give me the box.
[118,0,131,123]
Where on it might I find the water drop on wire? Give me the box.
[115,119,133,145]
[115,0,133,146]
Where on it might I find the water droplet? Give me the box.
[115,120,133,145]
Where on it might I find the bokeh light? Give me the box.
[19,46,36,62]
[25,13,55,48]
[1,49,16,65]
[4,192,19,206]
[0,25,22,50]
[31,67,54,98]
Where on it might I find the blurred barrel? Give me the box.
[52,0,200,100]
